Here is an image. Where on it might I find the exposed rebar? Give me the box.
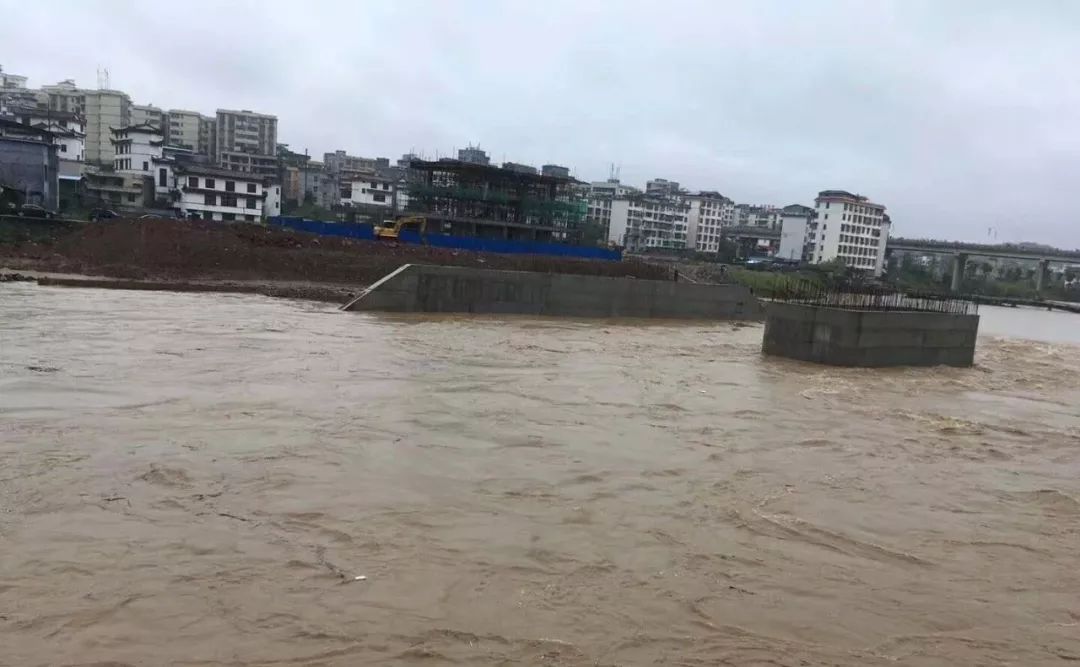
[766,278,978,315]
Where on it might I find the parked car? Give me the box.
[17,204,54,219]
[89,209,119,222]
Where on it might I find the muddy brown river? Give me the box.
[2,284,1079,666]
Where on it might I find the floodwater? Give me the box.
[2,285,1079,666]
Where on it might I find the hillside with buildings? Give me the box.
[0,63,899,278]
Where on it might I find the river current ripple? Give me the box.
[2,284,1079,665]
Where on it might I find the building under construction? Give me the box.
[405,159,586,243]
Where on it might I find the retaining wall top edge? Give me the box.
[404,263,746,289]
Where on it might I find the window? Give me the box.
[222,213,236,221]
[245,214,255,221]
[159,168,167,187]
[205,193,216,205]
[221,194,237,207]
[246,197,257,209]
[825,201,830,209]
[225,181,235,192]
[205,178,216,189]
[382,183,389,191]
[373,193,386,203]
[127,194,136,203]
[188,176,198,187]
[60,144,67,153]
[143,161,148,171]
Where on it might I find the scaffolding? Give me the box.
[405,159,586,242]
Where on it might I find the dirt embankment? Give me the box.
[0,219,668,292]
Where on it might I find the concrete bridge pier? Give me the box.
[950,253,968,293]
[1035,258,1050,294]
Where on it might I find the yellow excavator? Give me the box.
[374,215,427,241]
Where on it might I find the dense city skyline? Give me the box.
[6,0,1080,247]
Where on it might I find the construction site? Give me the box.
[404,159,586,243]
[0,217,667,302]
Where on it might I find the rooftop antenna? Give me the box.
[97,67,110,90]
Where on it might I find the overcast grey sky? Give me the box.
[5,0,1080,245]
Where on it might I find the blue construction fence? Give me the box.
[269,217,376,241]
[268,216,621,261]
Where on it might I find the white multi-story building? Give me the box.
[340,175,395,208]
[584,179,640,243]
[777,204,815,261]
[607,195,689,251]
[169,164,280,221]
[111,123,163,174]
[686,191,734,253]
[646,178,681,198]
[11,109,85,162]
[809,190,890,275]
[40,79,84,115]
[734,203,781,229]
[0,65,28,90]
[589,178,639,199]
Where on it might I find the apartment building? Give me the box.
[40,79,85,115]
[776,204,815,261]
[298,161,338,210]
[502,161,537,175]
[0,65,27,90]
[86,123,164,211]
[340,175,395,209]
[734,204,781,229]
[0,118,59,210]
[170,164,279,221]
[131,104,164,129]
[10,109,85,162]
[457,145,489,165]
[0,87,38,116]
[809,190,890,275]
[164,109,200,150]
[607,194,689,251]
[584,195,614,239]
[589,178,639,199]
[584,179,640,243]
[198,115,215,157]
[685,191,734,253]
[324,150,380,177]
[541,164,570,178]
[83,89,131,164]
[215,108,277,175]
[111,123,163,173]
[645,178,681,198]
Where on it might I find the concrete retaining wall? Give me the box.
[341,264,762,320]
[762,302,979,367]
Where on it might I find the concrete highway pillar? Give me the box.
[1035,259,1050,294]
[950,253,968,293]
